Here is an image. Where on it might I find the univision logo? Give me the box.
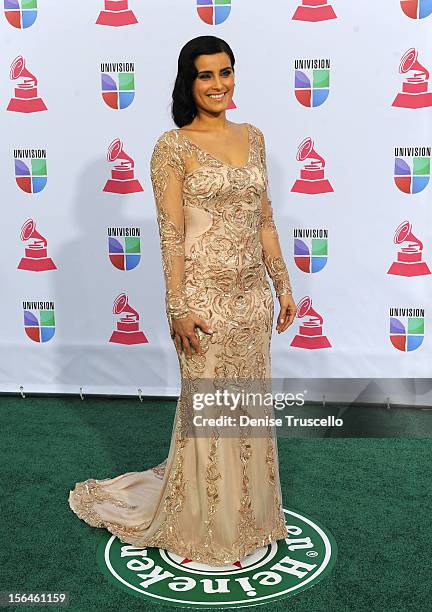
[23,301,55,343]
[96,507,337,608]
[4,0,38,29]
[101,62,135,109]
[389,307,424,352]
[294,229,328,273]
[400,0,432,19]
[394,146,430,194]
[14,148,47,194]
[196,0,231,25]
[294,59,331,107]
[108,228,141,270]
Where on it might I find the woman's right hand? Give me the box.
[171,314,213,358]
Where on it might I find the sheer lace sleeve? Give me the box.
[257,128,293,297]
[150,131,190,331]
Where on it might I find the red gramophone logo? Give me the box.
[392,48,432,109]
[291,137,333,194]
[109,293,148,344]
[6,55,47,113]
[292,0,337,21]
[290,296,331,349]
[387,220,431,277]
[96,0,138,27]
[103,138,143,194]
[18,219,56,271]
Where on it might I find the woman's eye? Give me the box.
[199,70,231,79]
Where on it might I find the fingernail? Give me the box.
[280,318,284,322]
[208,328,214,334]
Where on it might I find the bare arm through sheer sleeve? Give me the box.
[150,132,190,331]
[257,128,293,297]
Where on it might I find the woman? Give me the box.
[68,35,296,566]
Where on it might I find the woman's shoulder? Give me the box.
[150,129,186,175]
[153,128,181,149]
[247,122,264,140]
[247,122,261,132]
[151,129,185,162]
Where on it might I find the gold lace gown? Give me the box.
[68,122,293,565]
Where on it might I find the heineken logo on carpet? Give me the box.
[96,508,337,608]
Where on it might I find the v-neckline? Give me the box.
[176,122,252,170]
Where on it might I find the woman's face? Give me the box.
[191,52,234,116]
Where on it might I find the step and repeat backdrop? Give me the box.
[0,1,431,402]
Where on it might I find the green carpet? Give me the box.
[1,396,430,611]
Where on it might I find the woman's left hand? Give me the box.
[276,294,297,334]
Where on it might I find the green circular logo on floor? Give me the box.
[96,508,337,608]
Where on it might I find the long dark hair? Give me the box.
[171,36,235,128]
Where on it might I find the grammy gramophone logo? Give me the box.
[196,0,231,25]
[6,55,47,113]
[387,220,431,277]
[294,59,330,107]
[14,148,47,194]
[392,48,432,109]
[103,138,143,194]
[394,146,430,194]
[290,296,332,350]
[389,307,425,352]
[291,137,333,194]
[109,293,148,345]
[294,229,328,273]
[292,0,337,22]
[101,62,135,110]
[108,228,141,271]
[23,301,55,343]
[400,0,432,19]
[17,219,56,272]
[4,0,38,29]
[96,0,138,26]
